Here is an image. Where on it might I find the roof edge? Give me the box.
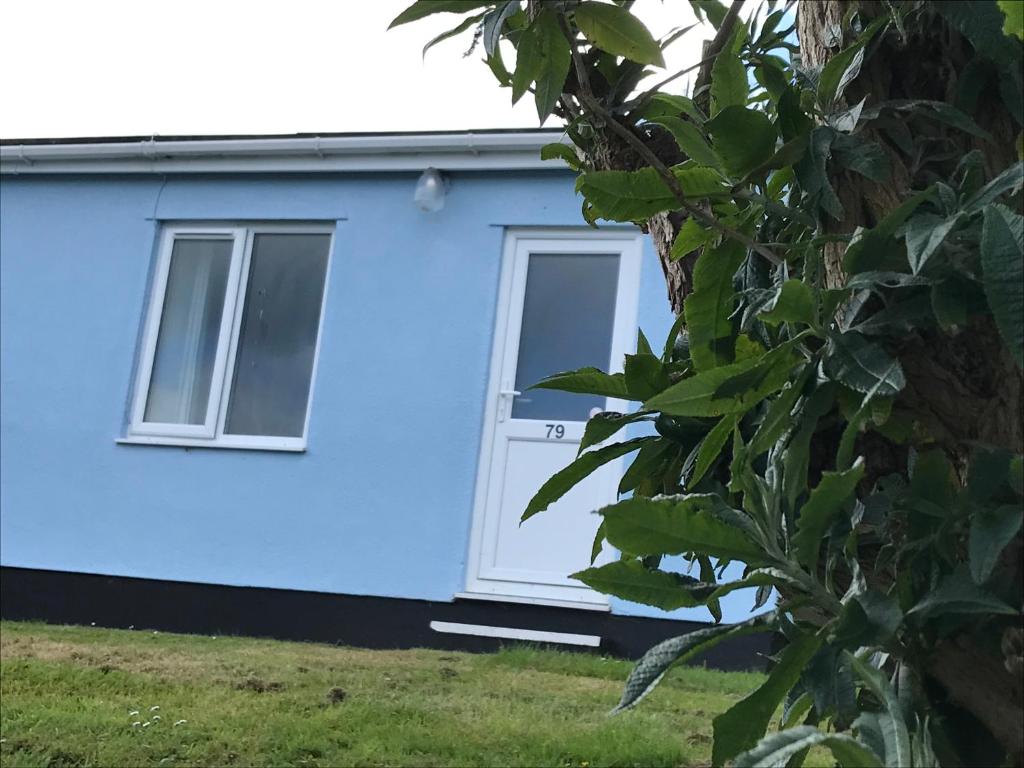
[0,130,571,175]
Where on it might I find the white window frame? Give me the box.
[121,222,334,452]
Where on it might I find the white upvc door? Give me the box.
[465,229,643,607]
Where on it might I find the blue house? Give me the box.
[0,131,765,667]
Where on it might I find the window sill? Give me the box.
[116,435,306,453]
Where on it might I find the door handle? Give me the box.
[497,389,521,422]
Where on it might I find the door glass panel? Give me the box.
[144,238,232,424]
[512,252,619,421]
[224,233,330,437]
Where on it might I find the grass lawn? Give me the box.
[1,620,767,767]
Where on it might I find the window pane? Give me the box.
[144,238,232,425]
[512,253,620,421]
[225,233,330,437]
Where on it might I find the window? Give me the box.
[126,224,332,450]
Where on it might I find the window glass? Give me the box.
[144,238,232,424]
[224,233,330,437]
[512,253,620,421]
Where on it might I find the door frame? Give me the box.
[462,227,645,608]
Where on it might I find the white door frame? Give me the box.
[462,227,644,608]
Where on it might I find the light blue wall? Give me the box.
[0,168,752,623]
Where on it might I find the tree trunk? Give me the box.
[794,8,1023,761]
[581,1,1024,762]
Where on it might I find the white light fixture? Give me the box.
[414,167,446,212]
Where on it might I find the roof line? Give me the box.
[0,130,571,175]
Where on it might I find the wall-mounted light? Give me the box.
[414,167,446,212]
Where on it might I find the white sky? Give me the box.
[0,0,713,139]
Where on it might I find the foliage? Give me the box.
[395,1,1024,765]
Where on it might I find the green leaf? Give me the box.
[574,1,665,67]
[911,449,954,508]
[907,567,1019,618]
[851,292,935,336]
[511,20,543,104]
[646,353,792,418]
[707,106,778,178]
[785,384,837,510]
[833,136,891,182]
[522,437,658,522]
[572,560,708,610]
[981,204,1024,367]
[576,167,672,220]
[845,271,933,292]
[422,12,488,57]
[578,410,653,455]
[675,165,732,198]
[662,312,688,361]
[906,212,963,274]
[710,27,748,114]
[782,690,815,731]
[532,11,571,122]
[936,1,1022,74]
[624,353,670,400]
[848,655,912,768]
[824,332,906,396]
[793,459,865,571]
[684,239,747,371]
[748,365,811,457]
[795,127,844,220]
[832,590,903,649]
[819,47,864,110]
[671,218,715,260]
[800,647,858,731]
[759,280,816,326]
[618,438,675,495]
[613,613,775,712]
[540,142,581,170]
[1000,0,1024,38]
[816,16,889,109]
[969,505,1024,583]
[599,494,765,562]
[578,166,729,222]
[688,416,735,490]
[531,367,631,398]
[968,446,1014,503]
[842,188,933,274]
[713,634,822,766]
[755,62,789,104]
[733,726,883,768]
[965,161,1024,212]
[636,328,653,356]
[689,0,729,29]
[651,117,720,169]
[389,0,493,28]
[641,93,704,123]
[707,568,797,602]
[483,1,518,57]
[485,46,513,85]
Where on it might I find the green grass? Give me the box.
[0,620,766,767]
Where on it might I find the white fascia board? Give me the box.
[0,132,571,175]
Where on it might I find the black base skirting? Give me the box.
[0,566,772,671]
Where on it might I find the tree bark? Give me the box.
[578,0,1024,762]
[797,3,1024,762]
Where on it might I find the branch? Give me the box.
[564,38,781,267]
